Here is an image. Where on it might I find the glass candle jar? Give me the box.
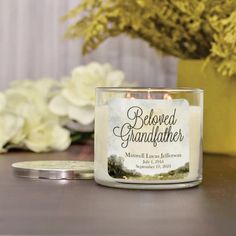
[95,88,203,189]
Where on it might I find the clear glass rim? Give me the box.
[96,87,203,93]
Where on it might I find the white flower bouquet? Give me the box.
[0,62,130,153]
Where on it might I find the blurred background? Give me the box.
[0,0,178,89]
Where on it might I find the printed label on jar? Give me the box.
[107,98,190,182]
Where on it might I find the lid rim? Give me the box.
[12,161,94,180]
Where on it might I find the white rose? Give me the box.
[24,121,71,153]
[0,113,24,152]
[62,62,124,106]
[49,62,128,128]
[3,81,71,152]
[6,84,58,122]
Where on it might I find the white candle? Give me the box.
[95,88,203,189]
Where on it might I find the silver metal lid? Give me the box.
[12,161,94,180]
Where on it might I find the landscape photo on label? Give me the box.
[108,154,189,180]
[108,98,190,181]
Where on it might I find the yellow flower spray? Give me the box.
[63,0,236,78]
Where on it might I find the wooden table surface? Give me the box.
[0,144,235,236]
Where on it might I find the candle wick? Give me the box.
[147,90,152,99]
